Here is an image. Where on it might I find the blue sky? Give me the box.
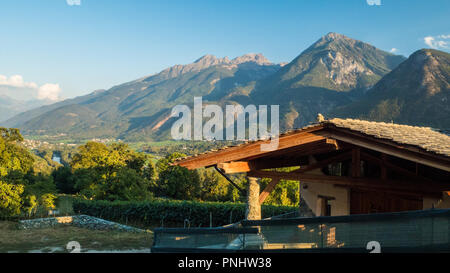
[0,0,449,100]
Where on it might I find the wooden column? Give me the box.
[380,154,387,180]
[246,176,261,220]
[352,148,361,178]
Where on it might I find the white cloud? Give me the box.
[38,84,62,101]
[66,0,81,6]
[424,35,449,50]
[366,0,381,6]
[0,74,38,89]
[0,74,61,101]
[390,48,398,53]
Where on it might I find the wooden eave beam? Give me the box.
[249,157,310,170]
[217,161,251,174]
[176,127,326,169]
[360,151,435,183]
[291,151,352,174]
[334,185,442,199]
[240,138,335,161]
[247,170,450,194]
[315,129,450,172]
[215,148,351,174]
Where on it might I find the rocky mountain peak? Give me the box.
[409,49,439,67]
[274,33,406,92]
[409,49,450,95]
[324,32,347,40]
[231,53,272,65]
[311,32,377,53]
[194,54,225,66]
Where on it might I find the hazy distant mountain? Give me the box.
[0,95,52,122]
[332,49,450,130]
[3,53,282,140]
[247,32,406,129]
[1,89,108,127]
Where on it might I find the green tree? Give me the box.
[0,128,34,177]
[198,168,233,202]
[70,142,154,201]
[52,166,76,194]
[157,165,201,200]
[154,153,201,200]
[0,180,24,216]
[0,128,58,217]
[97,168,153,201]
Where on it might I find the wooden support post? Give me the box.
[259,178,280,205]
[246,177,261,220]
[381,154,387,180]
[352,148,361,178]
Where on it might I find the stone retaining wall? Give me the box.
[18,215,146,233]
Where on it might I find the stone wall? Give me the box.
[18,215,146,233]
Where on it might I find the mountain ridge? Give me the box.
[3,52,283,140]
[6,33,444,142]
[332,48,450,129]
[246,32,406,130]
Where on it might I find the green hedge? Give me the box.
[72,199,296,227]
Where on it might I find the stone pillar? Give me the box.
[245,176,261,220]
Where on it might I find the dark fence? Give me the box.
[152,209,450,253]
[152,226,259,252]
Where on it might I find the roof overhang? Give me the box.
[174,123,450,173]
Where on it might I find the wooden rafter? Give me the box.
[247,170,450,194]
[243,138,336,162]
[315,130,450,172]
[380,153,387,180]
[291,151,352,174]
[176,130,326,169]
[259,178,280,205]
[250,156,309,170]
[360,151,435,183]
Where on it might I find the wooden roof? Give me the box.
[327,118,450,157]
[174,118,450,172]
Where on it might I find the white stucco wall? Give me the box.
[301,185,448,216]
[431,193,450,209]
[300,181,350,216]
[423,197,440,209]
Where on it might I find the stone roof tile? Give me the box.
[326,118,450,157]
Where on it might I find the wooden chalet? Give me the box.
[174,118,450,219]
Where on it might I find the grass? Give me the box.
[0,195,154,253]
[0,221,153,253]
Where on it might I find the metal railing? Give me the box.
[152,209,450,253]
[152,226,259,253]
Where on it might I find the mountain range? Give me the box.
[333,49,450,130]
[0,95,51,122]
[2,32,449,141]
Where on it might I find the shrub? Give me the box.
[73,198,296,227]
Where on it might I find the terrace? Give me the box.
[153,118,450,252]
